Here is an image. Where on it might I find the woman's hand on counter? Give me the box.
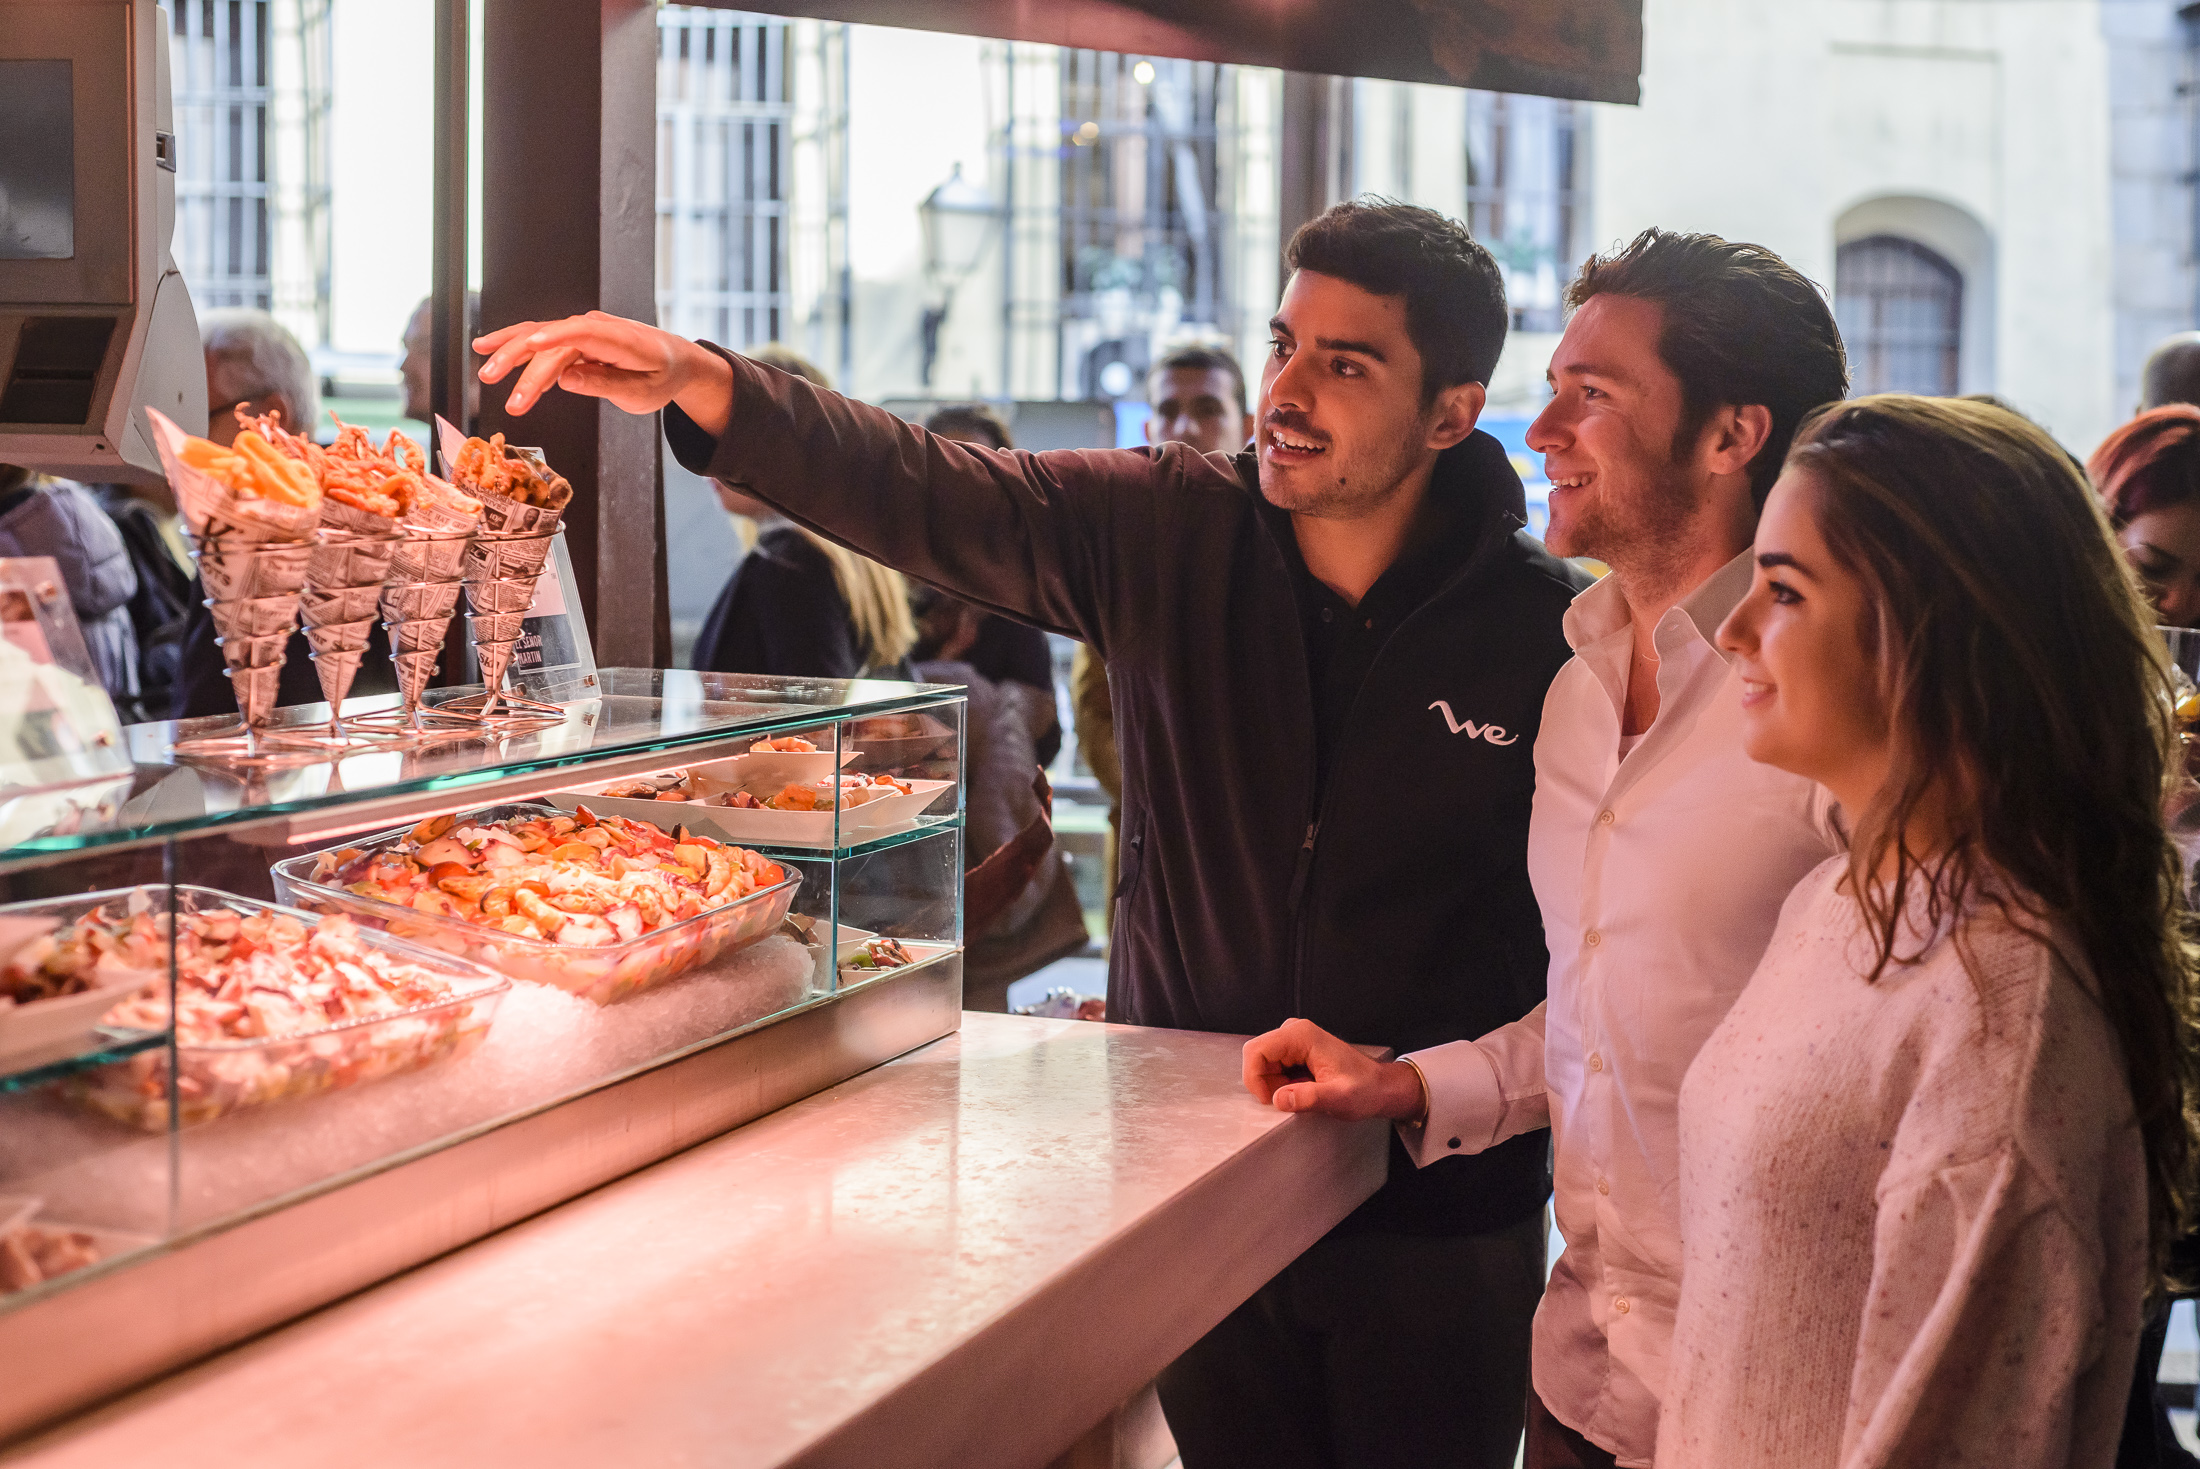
[474,312,734,436]
[1242,1018,1428,1123]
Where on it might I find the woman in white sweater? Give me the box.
[1659,395,2200,1469]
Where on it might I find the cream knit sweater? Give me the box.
[1659,857,2147,1469]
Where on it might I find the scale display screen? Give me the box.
[0,61,75,263]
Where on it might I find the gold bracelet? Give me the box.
[1399,1055,1433,1126]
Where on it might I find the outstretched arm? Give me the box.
[475,313,1204,652]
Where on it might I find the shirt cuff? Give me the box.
[1395,1038,1508,1168]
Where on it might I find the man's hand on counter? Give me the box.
[474,311,735,436]
[1243,1018,1429,1124]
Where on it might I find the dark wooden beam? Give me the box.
[429,0,469,439]
[479,0,666,668]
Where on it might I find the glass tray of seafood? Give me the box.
[26,887,511,1131]
[270,804,801,1006]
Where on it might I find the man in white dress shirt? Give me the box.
[1241,229,1850,1469]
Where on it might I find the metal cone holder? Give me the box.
[137,406,333,767]
[432,525,565,729]
[263,505,405,754]
[169,532,325,768]
[347,515,483,742]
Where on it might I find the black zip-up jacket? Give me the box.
[668,351,1587,1236]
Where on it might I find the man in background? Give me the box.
[400,291,482,430]
[1071,345,1256,926]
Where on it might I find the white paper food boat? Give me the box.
[550,769,946,848]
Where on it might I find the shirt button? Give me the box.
[1597,809,1615,826]
[1584,930,1601,947]
[1363,618,1374,630]
[1447,1137,1462,1150]
[1588,1052,1604,1072]
[1614,1297,1631,1315]
[1596,1177,1610,1196]
[1321,608,1334,622]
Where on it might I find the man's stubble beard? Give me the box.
[1560,464,1710,604]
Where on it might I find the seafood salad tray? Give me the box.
[12,887,511,1131]
[271,804,802,1006]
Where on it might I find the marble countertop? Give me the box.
[7,1014,1388,1469]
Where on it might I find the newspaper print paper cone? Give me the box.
[461,575,538,615]
[465,610,528,645]
[226,664,285,730]
[300,503,401,722]
[302,582,386,627]
[382,579,462,624]
[146,407,319,543]
[191,534,312,730]
[474,638,517,702]
[196,539,314,602]
[392,649,442,706]
[462,531,555,585]
[209,593,302,642]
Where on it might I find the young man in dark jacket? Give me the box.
[479,201,1588,1469]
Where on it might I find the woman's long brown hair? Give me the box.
[1791,394,2200,1279]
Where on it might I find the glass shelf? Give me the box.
[0,669,964,870]
[0,1027,165,1094]
[740,813,963,863]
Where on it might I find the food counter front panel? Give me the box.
[3,1014,1390,1469]
[0,672,969,1440]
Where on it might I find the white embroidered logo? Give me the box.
[1429,700,1520,745]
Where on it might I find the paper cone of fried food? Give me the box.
[209,591,304,642]
[474,637,518,702]
[381,579,463,624]
[462,574,539,616]
[195,539,314,601]
[299,500,401,719]
[466,610,528,645]
[225,663,286,730]
[147,407,322,543]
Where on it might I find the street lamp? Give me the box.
[917,163,999,387]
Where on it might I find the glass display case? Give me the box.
[0,669,967,1440]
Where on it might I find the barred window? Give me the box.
[172,0,272,311]
[656,8,792,350]
[1835,236,1962,397]
[1465,91,1582,334]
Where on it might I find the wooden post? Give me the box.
[1278,72,1353,258]
[479,0,667,667]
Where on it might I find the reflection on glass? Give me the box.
[0,61,74,263]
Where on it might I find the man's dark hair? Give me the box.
[1148,345,1247,414]
[1283,197,1508,400]
[925,403,1013,451]
[1568,228,1848,506]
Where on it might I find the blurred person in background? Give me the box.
[2089,405,2200,628]
[1073,346,1258,929]
[400,291,482,430]
[692,346,918,680]
[175,309,397,718]
[911,583,1089,1007]
[2142,332,2200,414]
[0,463,140,704]
[920,404,1063,767]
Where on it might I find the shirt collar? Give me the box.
[1561,549,1756,663]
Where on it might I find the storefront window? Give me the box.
[1836,235,1964,398]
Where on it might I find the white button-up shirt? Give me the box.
[1400,552,1841,1467]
